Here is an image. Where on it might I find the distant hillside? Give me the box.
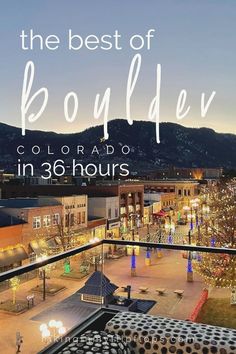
[0,119,236,172]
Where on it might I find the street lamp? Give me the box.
[186,198,201,280]
[130,229,136,276]
[187,229,193,282]
[89,237,101,271]
[128,213,140,276]
[190,198,200,227]
[40,320,66,343]
[37,254,48,301]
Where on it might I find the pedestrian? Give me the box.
[16,332,23,353]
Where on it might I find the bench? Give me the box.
[156,288,166,295]
[139,287,149,294]
[174,289,184,297]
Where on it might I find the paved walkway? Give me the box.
[0,247,225,354]
[105,249,205,320]
[0,267,88,354]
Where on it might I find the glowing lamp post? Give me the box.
[37,254,48,301]
[40,320,66,343]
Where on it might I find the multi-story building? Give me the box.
[142,180,199,213]
[144,191,177,223]
[38,195,88,230]
[0,195,88,265]
[0,198,63,253]
[88,196,120,239]
[0,184,144,236]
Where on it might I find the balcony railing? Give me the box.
[0,240,235,354]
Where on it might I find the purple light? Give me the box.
[211,237,216,247]
[131,254,136,269]
[146,249,151,259]
[197,253,202,262]
[190,220,193,231]
[187,258,193,272]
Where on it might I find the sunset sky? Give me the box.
[0,0,235,135]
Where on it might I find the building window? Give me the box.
[52,213,60,226]
[77,212,81,224]
[81,294,103,304]
[65,214,69,227]
[115,208,119,218]
[70,213,75,226]
[120,207,126,215]
[128,205,134,213]
[81,211,86,224]
[108,208,112,219]
[64,213,75,227]
[43,215,51,227]
[33,216,41,229]
[178,189,182,196]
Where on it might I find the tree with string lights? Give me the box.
[194,178,236,304]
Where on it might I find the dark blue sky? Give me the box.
[0,0,235,134]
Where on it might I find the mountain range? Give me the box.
[0,119,236,173]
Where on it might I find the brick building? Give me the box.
[0,183,144,235]
[0,199,63,254]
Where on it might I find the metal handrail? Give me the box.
[0,239,235,282]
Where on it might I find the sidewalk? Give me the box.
[0,263,90,354]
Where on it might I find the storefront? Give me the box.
[0,245,28,273]
[87,217,107,241]
[29,238,59,259]
[107,220,120,239]
[143,205,153,225]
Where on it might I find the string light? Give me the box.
[193,178,236,290]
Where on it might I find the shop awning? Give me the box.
[163,207,171,212]
[153,210,166,217]
[30,238,58,256]
[0,246,28,267]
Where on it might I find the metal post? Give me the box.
[131,229,136,276]
[187,230,193,282]
[42,269,46,301]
